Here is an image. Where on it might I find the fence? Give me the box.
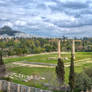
[0,80,52,92]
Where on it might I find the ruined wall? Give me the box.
[0,80,52,92]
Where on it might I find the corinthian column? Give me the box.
[58,40,61,58]
[72,40,75,59]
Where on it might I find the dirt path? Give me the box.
[4,52,70,59]
[13,62,55,68]
[12,58,92,68]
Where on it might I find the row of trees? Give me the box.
[0,38,57,56]
[0,37,92,56]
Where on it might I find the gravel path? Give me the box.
[4,52,70,59]
[13,62,55,68]
[12,58,92,68]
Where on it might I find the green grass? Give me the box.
[4,53,70,64]
[8,66,54,76]
[8,63,92,85]
[4,52,92,64]
[4,52,92,90]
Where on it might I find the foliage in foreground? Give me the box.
[75,67,92,91]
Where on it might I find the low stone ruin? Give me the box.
[8,72,45,82]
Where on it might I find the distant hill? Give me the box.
[0,26,21,36]
[0,26,32,38]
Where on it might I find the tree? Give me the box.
[15,48,23,56]
[44,44,52,52]
[56,40,65,87]
[69,40,75,92]
[84,67,92,79]
[69,53,75,92]
[56,58,65,86]
[0,51,6,78]
[75,72,91,91]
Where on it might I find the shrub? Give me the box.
[75,72,91,91]
[84,67,92,79]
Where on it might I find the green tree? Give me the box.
[84,67,92,79]
[0,50,6,78]
[69,53,75,92]
[44,44,52,52]
[56,58,65,86]
[15,48,23,56]
[75,72,91,91]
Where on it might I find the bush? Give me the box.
[84,67,92,79]
[2,77,11,81]
[0,91,6,92]
[75,72,91,91]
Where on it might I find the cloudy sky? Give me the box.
[0,0,92,38]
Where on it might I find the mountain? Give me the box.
[0,26,22,36]
[0,26,32,38]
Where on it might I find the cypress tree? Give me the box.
[69,40,75,92]
[0,51,6,78]
[56,58,65,86]
[56,39,65,86]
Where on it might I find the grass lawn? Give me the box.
[8,62,92,88]
[4,52,92,90]
[4,52,92,64]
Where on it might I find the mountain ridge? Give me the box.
[0,26,22,36]
[0,26,31,38]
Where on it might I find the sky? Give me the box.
[0,0,92,38]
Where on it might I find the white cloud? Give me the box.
[0,0,6,4]
[45,1,57,7]
[15,20,27,26]
[45,12,76,23]
[0,0,92,37]
[2,22,13,27]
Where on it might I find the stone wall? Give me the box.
[0,80,53,92]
